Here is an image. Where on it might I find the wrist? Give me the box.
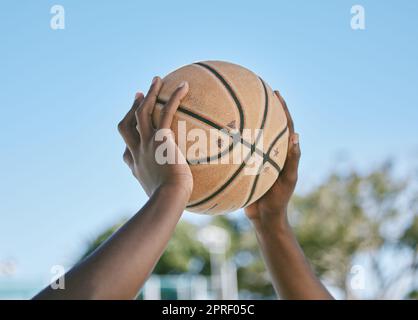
[251,208,293,239]
[156,182,191,205]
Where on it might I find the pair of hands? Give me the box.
[34,85,304,300]
[118,77,301,224]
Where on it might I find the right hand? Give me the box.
[118,77,193,199]
[245,91,301,228]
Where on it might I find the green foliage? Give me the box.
[401,216,418,248]
[407,290,418,299]
[153,221,210,275]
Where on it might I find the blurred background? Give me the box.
[0,0,417,299]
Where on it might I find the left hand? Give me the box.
[118,77,193,199]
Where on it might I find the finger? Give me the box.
[274,90,294,136]
[118,92,144,151]
[123,147,134,170]
[136,77,162,139]
[280,133,301,184]
[159,81,189,130]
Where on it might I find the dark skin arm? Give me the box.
[34,79,331,300]
[34,77,192,299]
[245,91,333,300]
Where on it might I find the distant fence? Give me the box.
[139,275,212,300]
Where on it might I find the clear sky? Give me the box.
[0,0,417,288]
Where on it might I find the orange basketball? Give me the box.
[152,61,289,214]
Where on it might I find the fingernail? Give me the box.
[152,76,159,85]
[291,134,299,145]
[135,92,142,99]
[178,81,187,89]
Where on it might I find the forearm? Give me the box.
[34,185,188,300]
[252,210,333,300]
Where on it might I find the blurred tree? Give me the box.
[81,163,418,299]
[153,220,210,275]
[291,162,417,299]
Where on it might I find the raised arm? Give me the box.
[245,91,333,300]
[34,77,192,299]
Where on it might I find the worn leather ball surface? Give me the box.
[152,61,289,214]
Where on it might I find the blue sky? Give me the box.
[0,0,417,290]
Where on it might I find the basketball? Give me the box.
[152,61,289,214]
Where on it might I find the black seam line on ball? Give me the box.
[156,98,236,163]
[162,99,279,171]
[241,78,270,208]
[242,77,269,160]
[241,126,288,208]
[186,125,288,209]
[192,61,245,163]
[258,77,269,135]
[266,126,289,157]
[186,149,254,208]
[194,62,245,133]
[243,174,261,208]
[203,203,218,214]
[156,100,280,172]
[157,76,274,167]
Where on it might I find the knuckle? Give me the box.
[169,89,183,102]
[174,86,184,96]
[135,107,141,117]
[117,120,127,132]
[165,99,180,113]
[146,88,159,101]
[293,146,301,157]
[160,108,173,117]
[136,107,146,120]
[174,90,185,101]
[122,151,130,162]
[284,173,297,184]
